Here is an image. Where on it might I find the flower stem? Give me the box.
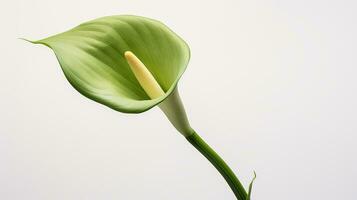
[186,132,247,200]
[158,87,253,198]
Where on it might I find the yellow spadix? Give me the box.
[124,51,165,99]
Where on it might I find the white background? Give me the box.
[1,0,356,199]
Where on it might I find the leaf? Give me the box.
[28,15,190,113]
[246,171,257,200]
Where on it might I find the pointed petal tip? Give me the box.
[19,38,36,43]
[20,38,52,48]
[19,38,50,46]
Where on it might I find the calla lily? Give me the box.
[26,15,255,199]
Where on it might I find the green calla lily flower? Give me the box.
[26,15,255,200]
[29,15,189,113]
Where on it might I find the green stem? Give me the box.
[159,88,251,199]
[186,132,247,200]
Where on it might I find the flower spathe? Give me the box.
[29,15,190,114]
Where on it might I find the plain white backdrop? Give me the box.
[1,0,356,199]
